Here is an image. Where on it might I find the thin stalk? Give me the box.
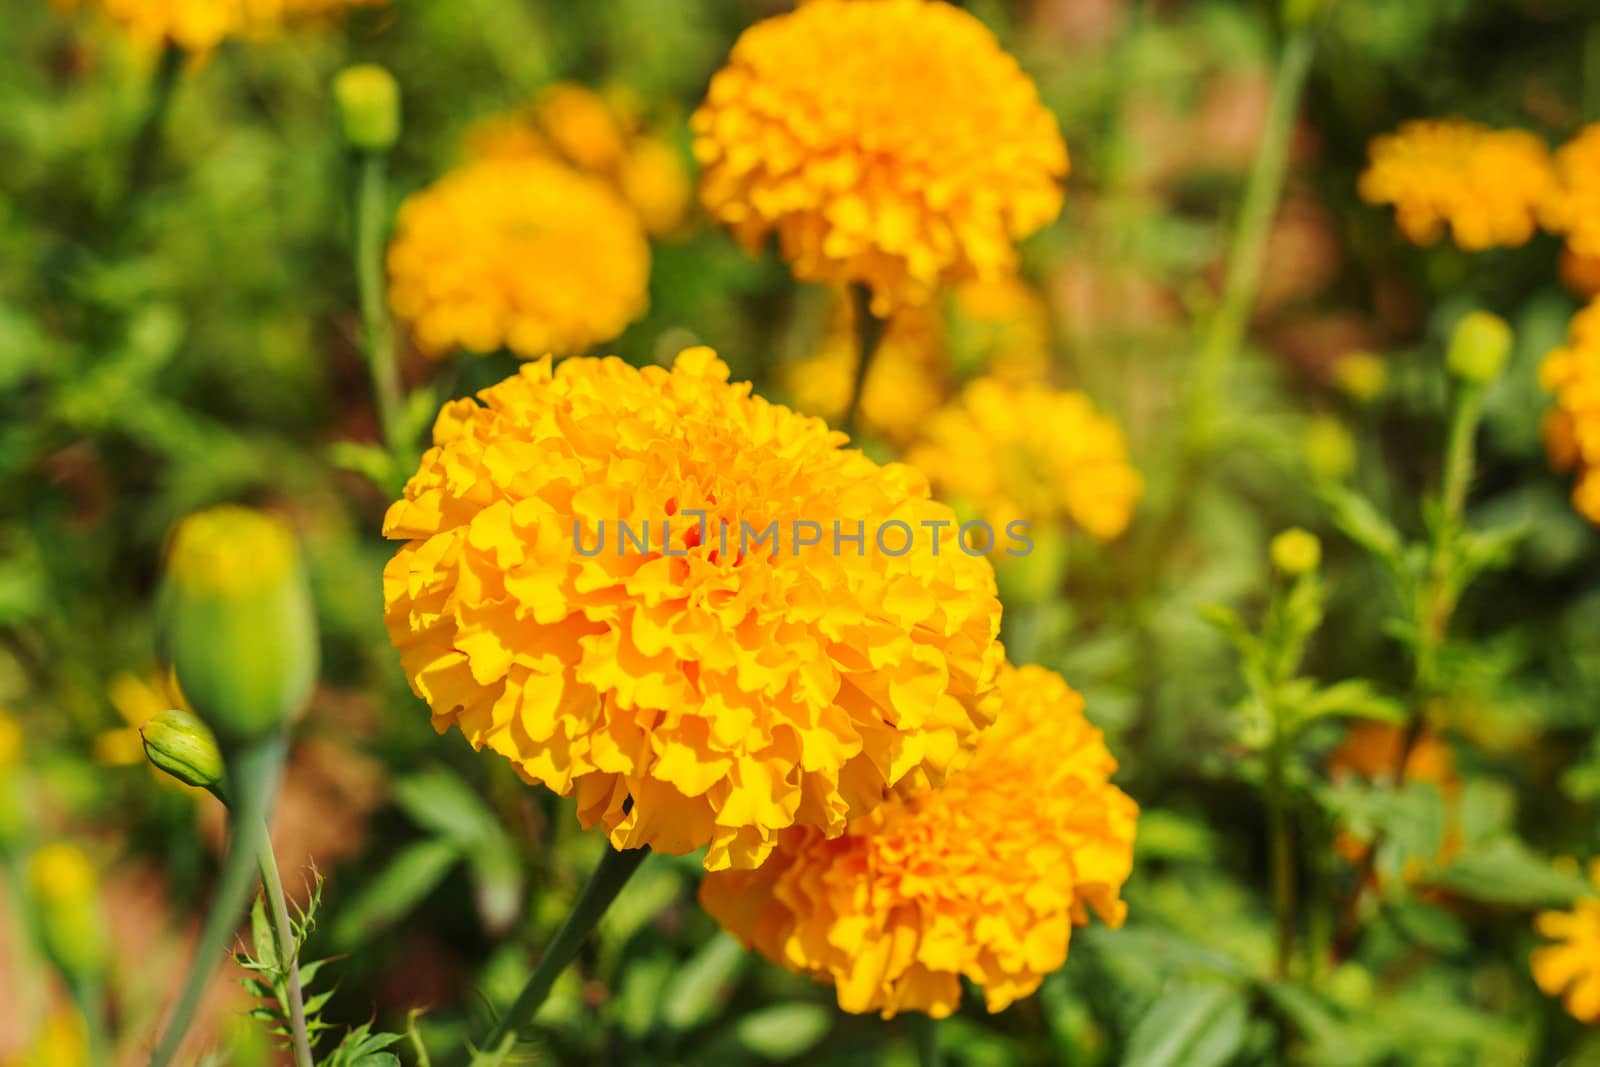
[1186,26,1316,452]
[914,1013,943,1067]
[148,737,286,1067]
[473,845,649,1064]
[71,977,110,1067]
[125,44,184,202]
[843,283,887,437]
[354,152,407,479]
[1266,723,1296,980]
[258,833,314,1067]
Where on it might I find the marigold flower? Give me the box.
[382,348,1003,871]
[56,0,385,53]
[387,157,650,360]
[1542,124,1600,260]
[700,663,1136,1017]
[1532,859,1600,1023]
[1328,721,1461,880]
[908,378,1141,542]
[1561,248,1600,298]
[1358,119,1553,250]
[1539,298,1600,524]
[465,84,691,237]
[692,0,1068,313]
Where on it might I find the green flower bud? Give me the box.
[1270,528,1322,576]
[1446,311,1512,385]
[334,64,401,153]
[141,709,227,799]
[1331,351,1387,403]
[158,506,318,749]
[1304,414,1357,482]
[27,843,110,982]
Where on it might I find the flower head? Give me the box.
[1358,119,1553,250]
[1542,124,1600,260]
[1539,298,1600,524]
[1532,860,1600,1023]
[908,378,1141,541]
[382,348,1003,870]
[692,0,1067,313]
[58,0,385,53]
[387,157,650,360]
[700,663,1136,1017]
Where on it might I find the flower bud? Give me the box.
[27,843,110,982]
[1304,414,1356,482]
[334,64,401,153]
[141,709,227,799]
[1270,528,1322,576]
[1331,351,1387,403]
[1446,311,1512,385]
[158,506,318,749]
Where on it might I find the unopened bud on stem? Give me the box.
[141,709,227,799]
[334,64,401,153]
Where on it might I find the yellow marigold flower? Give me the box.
[1539,298,1600,524]
[381,348,1003,871]
[1543,124,1600,260]
[464,84,691,237]
[700,663,1136,1018]
[1328,722,1461,881]
[908,378,1141,542]
[387,157,650,360]
[1358,119,1553,250]
[57,0,385,53]
[1533,859,1600,1023]
[692,0,1068,314]
[782,292,949,444]
[1561,248,1600,298]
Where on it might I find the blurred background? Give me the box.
[5,0,1600,1064]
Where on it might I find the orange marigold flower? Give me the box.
[1532,860,1600,1023]
[692,0,1068,314]
[387,157,650,360]
[56,0,384,53]
[465,83,691,237]
[908,378,1141,542]
[381,348,1003,871]
[1560,248,1600,299]
[1542,124,1600,260]
[1358,119,1553,250]
[700,663,1136,1018]
[1539,298,1600,524]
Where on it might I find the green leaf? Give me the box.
[391,767,502,846]
[661,933,746,1031]
[733,1004,831,1060]
[1433,838,1594,907]
[1121,983,1250,1067]
[1286,678,1405,736]
[1319,483,1404,568]
[331,839,462,948]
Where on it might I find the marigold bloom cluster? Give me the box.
[56,0,385,53]
[1532,860,1600,1023]
[1542,124,1600,260]
[908,378,1142,541]
[387,156,650,360]
[1540,298,1600,524]
[465,83,691,237]
[382,348,1003,871]
[700,663,1136,1017]
[1358,119,1553,250]
[692,0,1067,314]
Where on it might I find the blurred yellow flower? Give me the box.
[465,83,691,237]
[56,0,385,53]
[692,0,1067,314]
[27,843,109,981]
[0,709,20,769]
[1539,297,1600,524]
[908,378,1141,541]
[1542,124,1600,260]
[0,1008,87,1067]
[1331,351,1387,403]
[387,157,650,360]
[945,276,1053,383]
[1358,119,1552,250]
[700,663,1136,1018]
[382,348,1003,871]
[1532,860,1600,1023]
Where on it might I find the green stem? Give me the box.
[843,283,887,437]
[1186,25,1315,451]
[354,151,408,481]
[258,833,315,1067]
[473,845,649,1064]
[914,1013,943,1067]
[148,737,286,1067]
[71,977,110,1067]
[125,44,183,202]
[1266,703,1296,980]
[1416,378,1485,695]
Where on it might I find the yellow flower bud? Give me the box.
[1304,414,1357,481]
[1446,311,1512,385]
[158,506,318,748]
[141,709,227,798]
[1331,351,1387,403]
[334,64,401,153]
[1270,528,1322,576]
[27,843,109,982]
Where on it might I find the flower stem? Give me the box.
[147,737,286,1067]
[1266,725,1296,980]
[1186,25,1315,452]
[354,151,407,484]
[914,1013,943,1067]
[473,845,649,1065]
[257,832,314,1067]
[844,283,887,437]
[125,44,183,202]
